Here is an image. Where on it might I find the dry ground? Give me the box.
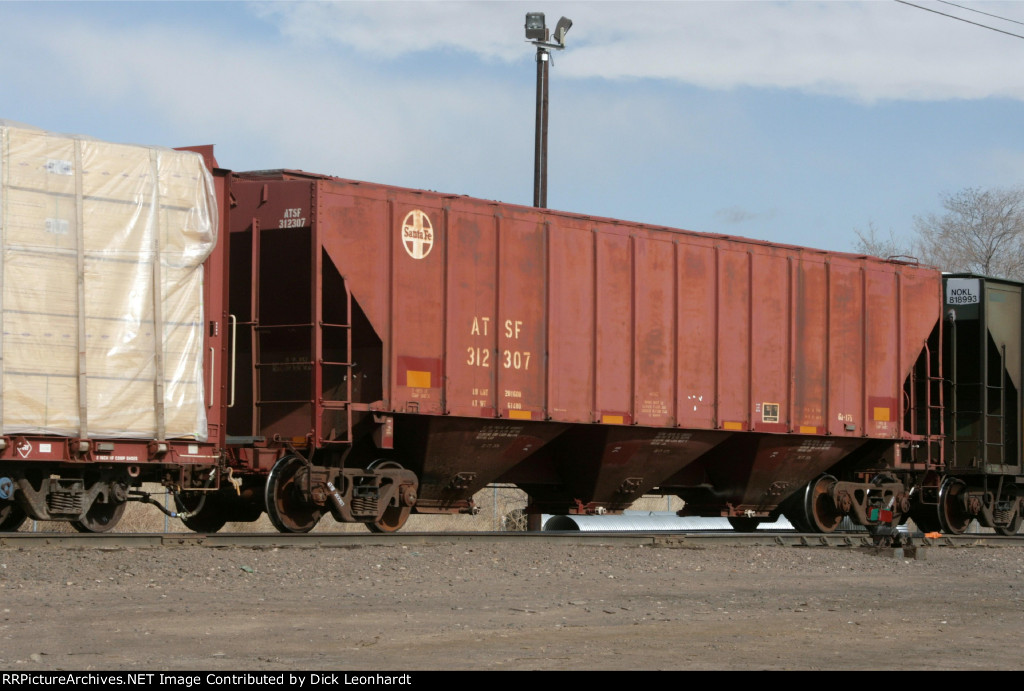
[1,538,1022,671]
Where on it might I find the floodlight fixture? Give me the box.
[553,16,572,46]
[525,12,547,41]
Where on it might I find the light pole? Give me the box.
[525,12,572,209]
[523,12,571,533]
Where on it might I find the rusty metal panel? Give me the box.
[864,267,900,438]
[717,247,751,430]
[546,218,594,423]
[444,207,498,418]
[794,258,828,434]
[496,214,546,421]
[510,426,730,514]
[234,172,944,455]
[396,417,569,510]
[676,241,717,429]
[750,250,790,433]
[594,229,632,424]
[901,268,941,382]
[318,186,391,360]
[391,201,445,415]
[201,168,231,449]
[827,260,864,436]
[633,235,675,427]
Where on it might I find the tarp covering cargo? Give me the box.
[0,122,217,440]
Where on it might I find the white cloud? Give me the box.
[255,1,1024,102]
[0,5,533,195]
[3,1,1022,254]
[250,0,531,61]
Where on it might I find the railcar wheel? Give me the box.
[366,504,411,533]
[727,517,761,532]
[804,474,842,533]
[365,460,413,534]
[0,501,27,532]
[782,493,812,532]
[995,514,1022,536]
[175,493,228,534]
[265,455,322,534]
[994,488,1022,535]
[938,478,971,535]
[71,500,126,533]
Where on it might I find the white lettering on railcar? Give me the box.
[471,387,490,409]
[278,207,306,228]
[467,318,493,369]
[651,432,692,446]
[471,317,491,336]
[795,438,834,461]
[641,399,669,416]
[504,320,523,339]
[502,350,531,370]
[466,346,490,368]
[498,319,531,370]
[476,425,523,440]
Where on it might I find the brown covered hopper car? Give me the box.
[221,168,1015,535]
[1,124,1022,536]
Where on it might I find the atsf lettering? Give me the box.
[279,208,306,228]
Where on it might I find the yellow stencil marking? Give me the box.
[406,370,431,388]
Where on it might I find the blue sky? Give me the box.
[3,0,1024,253]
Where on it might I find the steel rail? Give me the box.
[0,530,1019,551]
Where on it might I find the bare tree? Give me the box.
[853,186,1024,280]
[853,221,913,259]
[913,187,1024,280]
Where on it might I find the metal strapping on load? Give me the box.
[150,148,166,442]
[74,139,88,438]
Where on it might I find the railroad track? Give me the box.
[1,530,1021,550]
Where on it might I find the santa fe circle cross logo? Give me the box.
[401,210,434,260]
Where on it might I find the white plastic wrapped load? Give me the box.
[0,122,217,440]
